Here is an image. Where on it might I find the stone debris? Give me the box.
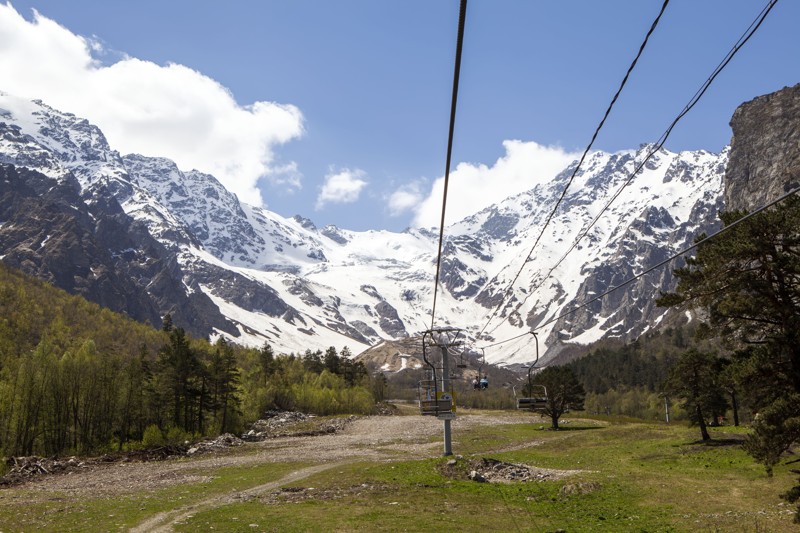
[473,457,566,483]
[242,411,354,441]
[1,456,87,486]
[187,433,245,455]
[469,470,488,483]
[242,410,311,441]
[439,456,578,484]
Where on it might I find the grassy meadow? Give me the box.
[0,408,796,532]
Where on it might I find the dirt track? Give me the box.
[2,411,559,532]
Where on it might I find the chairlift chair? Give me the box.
[418,379,454,415]
[417,328,461,416]
[452,344,468,369]
[515,332,549,411]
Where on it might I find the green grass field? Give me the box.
[0,411,796,532]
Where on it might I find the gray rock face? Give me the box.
[0,164,159,323]
[321,225,349,245]
[191,261,291,318]
[0,163,236,338]
[375,300,408,338]
[725,84,800,212]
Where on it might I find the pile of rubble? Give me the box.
[1,455,88,486]
[187,433,244,455]
[440,456,577,484]
[242,411,354,441]
[242,410,311,441]
[468,458,565,483]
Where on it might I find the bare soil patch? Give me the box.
[1,411,539,496]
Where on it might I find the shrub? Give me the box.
[141,424,165,448]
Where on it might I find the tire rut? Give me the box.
[129,462,345,533]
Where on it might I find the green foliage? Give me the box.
[165,426,193,446]
[0,264,382,459]
[743,393,800,475]
[141,424,165,448]
[584,386,679,421]
[568,327,690,395]
[658,196,800,518]
[238,348,378,417]
[531,366,586,429]
[663,349,729,441]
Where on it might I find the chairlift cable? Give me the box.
[430,0,468,330]
[482,0,779,339]
[478,185,800,351]
[532,184,799,333]
[477,0,671,339]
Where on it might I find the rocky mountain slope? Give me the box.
[0,88,749,366]
[724,84,800,212]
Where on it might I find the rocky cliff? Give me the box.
[725,83,800,212]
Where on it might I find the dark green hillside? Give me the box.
[0,263,383,459]
[0,261,167,360]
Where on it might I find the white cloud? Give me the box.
[412,140,580,228]
[315,168,368,210]
[0,3,304,206]
[387,181,425,217]
[263,161,303,192]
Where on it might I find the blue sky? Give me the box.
[1,1,798,231]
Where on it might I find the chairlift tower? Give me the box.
[419,327,462,456]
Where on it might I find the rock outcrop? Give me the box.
[725,84,800,212]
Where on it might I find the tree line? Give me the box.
[543,195,799,517]
[0,264,385,458]
[656,195,800,520]
[565,327,693,421]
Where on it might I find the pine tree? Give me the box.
[258,342,275,386]
[531,366,585,430]
[663,349,728,441]
[658,196,800,516]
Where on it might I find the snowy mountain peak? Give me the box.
[0,92,728,365]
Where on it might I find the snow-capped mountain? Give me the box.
[0,91,727,365]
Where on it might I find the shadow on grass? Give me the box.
[538,426,604,432]
[685,436,746,447]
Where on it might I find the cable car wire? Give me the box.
[477,185,800,352]
[534,184,799,332]
[431,0,468,330]
[477,0,670,339]
[481,0,779,339]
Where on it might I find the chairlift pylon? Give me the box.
[418,328,461,416]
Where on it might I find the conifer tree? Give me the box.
[531,366,585,430]
[658,196,800,517]
[663,349,728,441]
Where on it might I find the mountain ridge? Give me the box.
[0,89,731,365]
